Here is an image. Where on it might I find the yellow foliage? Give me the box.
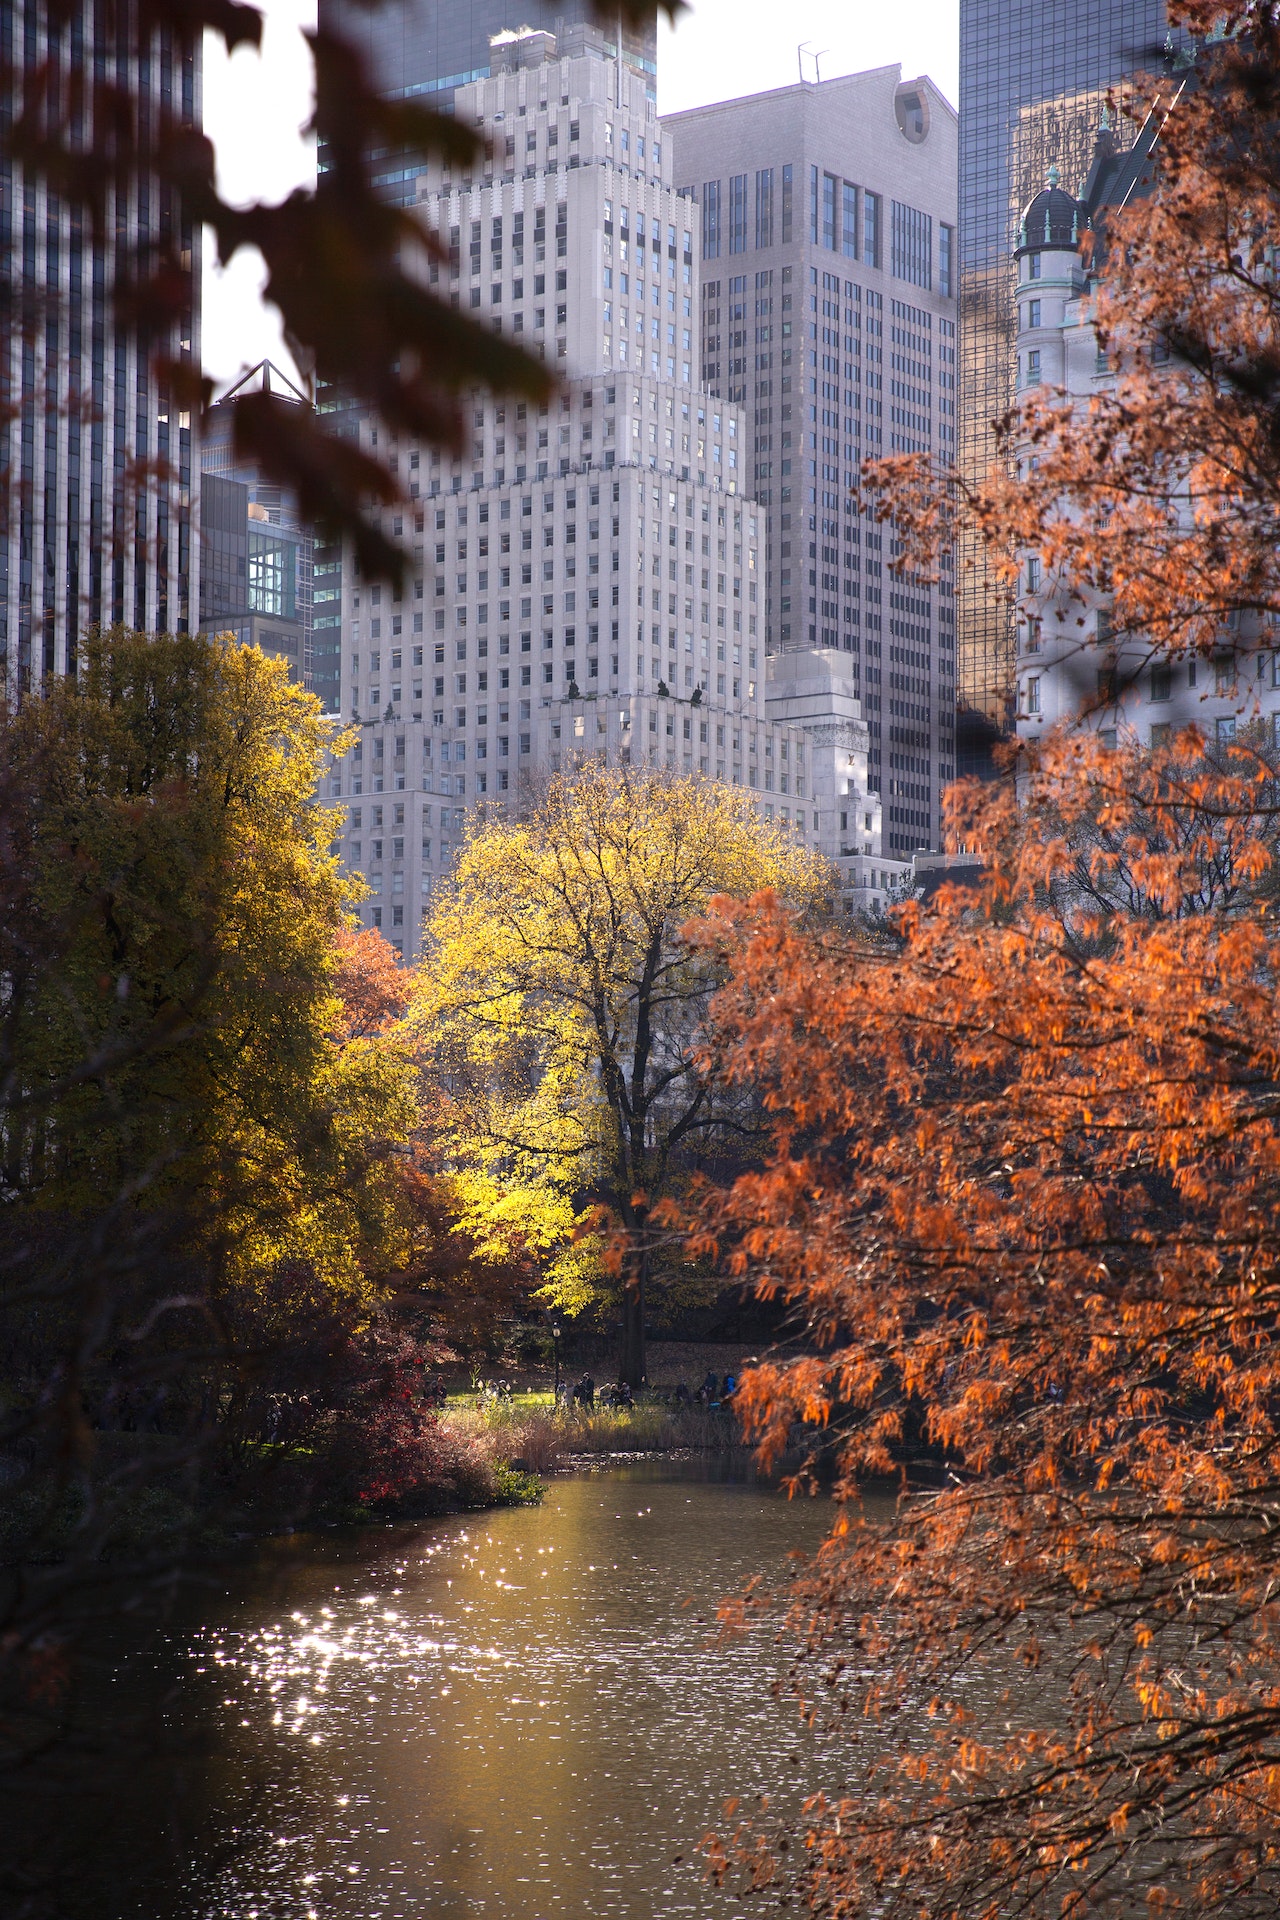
[8,627,418,1326]
[412,762,826,1326]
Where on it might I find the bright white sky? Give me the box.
[202,0,959,388]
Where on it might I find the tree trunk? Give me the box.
[618,1245,647,1388]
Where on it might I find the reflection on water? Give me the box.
[180,1461,837,1919]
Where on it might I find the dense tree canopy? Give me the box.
[0,630,427,1796]
[695,730,1280,1916]
[1,627,415,1314]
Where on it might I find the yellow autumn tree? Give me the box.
[4,627,418,1324]
[412,763,827,1384]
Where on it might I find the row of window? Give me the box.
[701,166,794,258]
[697,168,952,298]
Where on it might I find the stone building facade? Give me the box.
[665,67,958,859]
[1011,89,1280,755]
[330,27,906,959]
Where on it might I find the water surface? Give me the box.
[177,1460,838,1919]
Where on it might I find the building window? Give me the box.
[1025,349,1042,384]
[809,165,819,244]
[702,180,721,258]
[862,191,881,269]
[1028,252,1042,281]
[1216,715,1237,745]
[822,171,838,250]
[1026,297,1041,328]
[1150,661,1172,702]
[728,173,747,253]
[890,200,932,288]
[248,529,295,618]
[1026,675,1041,715]
[939,222,953,297]
[841,181,857,258]
[1150,721,1172,749]
[755,167,773,248]
[781,163,793,244]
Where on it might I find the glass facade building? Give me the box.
[957,0,1167,734]
[200,373,317,699]
[0,1,200,694]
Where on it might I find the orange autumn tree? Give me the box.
[693,730,1280,1916]
[686,5,1280,1914]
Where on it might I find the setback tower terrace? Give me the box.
[330,27,905,959]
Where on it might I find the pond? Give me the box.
[133,1459,841,1919]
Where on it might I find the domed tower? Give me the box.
[1013,167,1086,395]
[1012,168,1089,740]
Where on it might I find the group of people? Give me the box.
[560,1369,741,1410]
[468,1366,744,1411]
[474,1378,515,1408]
[563,1373,636,1409]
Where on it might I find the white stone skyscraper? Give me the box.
[665,68,958,861]
[331,24,903,959]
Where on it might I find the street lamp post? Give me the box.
[551,1316,563,1400]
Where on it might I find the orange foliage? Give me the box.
[691,731,1280,1913]
[687,9,1280,1910]
[870,0,1280,682]
[333,924,410,1040]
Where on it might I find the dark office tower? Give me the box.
[199,362,321,703]
[0,3,201,694]
[957,0,1166,741]
[321,0,657,205]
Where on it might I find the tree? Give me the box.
[693,727,1280,1917]
[412,763,825,1385]
[688,7,1280,1911]
[3,627,416,1313]
[0,628,419,1812]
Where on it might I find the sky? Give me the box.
[201,0,960,388]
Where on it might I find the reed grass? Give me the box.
[442,1397,742,1474]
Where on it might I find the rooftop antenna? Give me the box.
[797,43,828,82]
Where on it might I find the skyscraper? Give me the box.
[957,0,1167,735]
[330,26,903,959]
[322,0,657,205]
[0,2,201,694]
[311,2,659,713]
[666,69,958,860]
